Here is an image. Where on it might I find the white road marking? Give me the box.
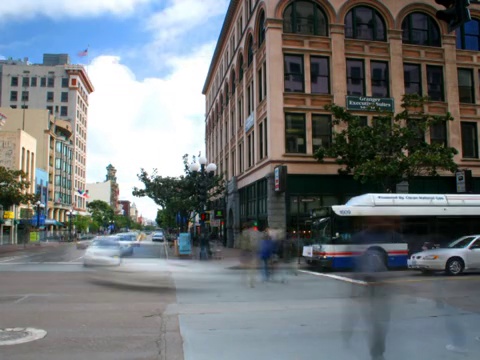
[0,262,82,265]
[70,256,84,262]
[0,255,31,263]
[298,269,368,285]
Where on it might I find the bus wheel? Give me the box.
[446,258,464,276]
[365,249,388,272]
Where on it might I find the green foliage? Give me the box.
[133,154,225,228]
[156,208,176,229]
[74,215,92,233]
[0,166,38,209]
[86,200,114,226]
[314,95,458,192]
[113,214,131,230]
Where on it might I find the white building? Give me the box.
[0,54,94,212]
[86,181,113,205]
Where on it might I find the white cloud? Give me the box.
[0,0,153,20]
[86,43,215,220]
[146,0,229,43]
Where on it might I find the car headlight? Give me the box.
[423,255,439,260]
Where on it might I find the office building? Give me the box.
[203,0,480,246]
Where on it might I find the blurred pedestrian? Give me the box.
[259,227,274,282]
[239,223,259,288]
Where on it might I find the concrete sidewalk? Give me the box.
[0,241,63,255]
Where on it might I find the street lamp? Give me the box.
[67,209,74,242]
[189,156,217,260]
[34,201,45,243]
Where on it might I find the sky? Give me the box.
[0,0,230,221]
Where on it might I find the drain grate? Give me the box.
[0,328,47,346]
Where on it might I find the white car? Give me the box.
[83,238,122,267]
[152,231,165,242]
[407,235,480,275]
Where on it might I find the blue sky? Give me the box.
[0,0,229,220]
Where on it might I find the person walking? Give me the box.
[259,228,274,282]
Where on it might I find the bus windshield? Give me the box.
[311,217,332,244]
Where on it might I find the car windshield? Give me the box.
[118,234,136,241]
[447,236,476,249]
[91,239,120,247]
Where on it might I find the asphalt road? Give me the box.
[1,242,480,360]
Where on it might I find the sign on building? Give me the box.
[274,165,287,193]
[346,96,394,112]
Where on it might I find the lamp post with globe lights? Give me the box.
[189,156,217,260]
[34,200,45,243]
[67,209,75,242]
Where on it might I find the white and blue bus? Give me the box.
[302,193,480,270]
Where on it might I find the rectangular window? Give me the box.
[258,67,263,102]
[310,56,330,94]
[458,68,474,103]
[247,83,254,115]
[47,106,54,114]
[371,61,389,97]
[22,77,29,87]
[426,65,444,101]
[31,77,37,87]
[60,106,68,116]
[239,141,244,173]
[407,120,425,147]
[61,92,69,102]
[259,122,264,159]
[21,91,29,102]
[10,91,17,101]
[11,77,18,86]
[238,98,243,128]
[231,150,236,176]
[430,122,447,146]
[231,110,235,137]
[404,63,422,95]
[247,132,255,168]
[461,122,478,158]
[47,77,55,87]
[284,54,304,92]
[41,77,46,87]
[47,92,54,102]
[285,113,306,153]
[347,59,365,96]
[264,118,268,157]
[312,115,332,153]
[62,78,69,88]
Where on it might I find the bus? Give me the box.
[302,193,480,270]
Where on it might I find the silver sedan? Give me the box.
[83,238,122,267]
[407,235,480,275]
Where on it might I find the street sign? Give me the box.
[3,211,14,219]
[346,96,394,112]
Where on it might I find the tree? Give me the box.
[133,154,225,229]
[86,200,114,228]
[156,208,176,229]
[0,166,38,209]
[314,95,459,192]
[73,215,92,233]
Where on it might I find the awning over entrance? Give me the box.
[44,219,64,227]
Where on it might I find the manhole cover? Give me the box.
[0,328,47,346]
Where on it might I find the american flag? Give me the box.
[77,48,88,57]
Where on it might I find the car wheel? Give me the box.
[364,249,388,272]
[446,257,464,276]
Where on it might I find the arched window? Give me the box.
[247,35,254,66]
[457,18,480,50]
[402,12,441,47]
[283,0,328,36]
[225,82,229,103]
[258,10,266,45]
[231,70,236,94]
[345,6,386,41]
[239,55,244,81]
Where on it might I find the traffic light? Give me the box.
[200,213,210,222]
[435,0,471,33]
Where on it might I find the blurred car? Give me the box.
[152,231,165,242]
[407,235,480,275]
[83,238,122,266]
[108,235,134,256]
[76,239,93,249]
[116,232,139,251]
